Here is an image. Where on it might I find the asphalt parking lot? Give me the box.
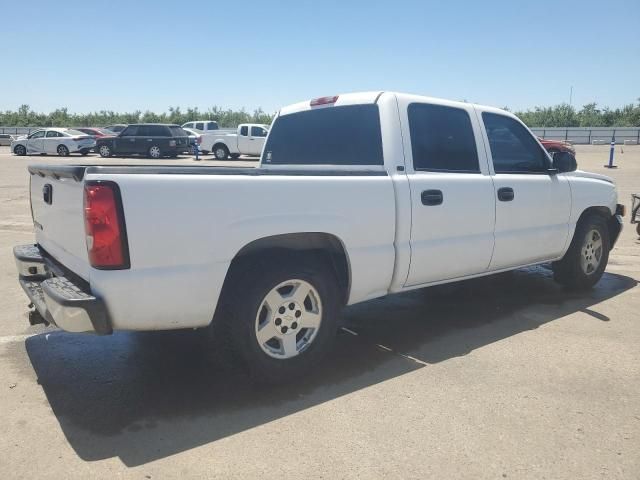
[0,145,639,479]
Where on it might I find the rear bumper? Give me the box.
[14,244,112,334]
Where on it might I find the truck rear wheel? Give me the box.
[552,214,610,290]
[214,145,229,160]
[214,254,341,383]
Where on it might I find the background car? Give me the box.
[73,127,115,152]
[73,127,114,139]
[104,124,128,134]
[96,124,190,159]
[182,127,209,155]
[11,128,95,156]
[0,133,15,146]
[538,137,576,156]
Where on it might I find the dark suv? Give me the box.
[96,124,190,159]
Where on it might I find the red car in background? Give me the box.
[538,137,576,156]
[73,127,114,139]
[72,128,115,152]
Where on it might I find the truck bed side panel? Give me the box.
[85,172,396,331]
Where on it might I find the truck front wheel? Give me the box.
[552,214,610,290]
[214,254,341,383]
[214,145,229,160]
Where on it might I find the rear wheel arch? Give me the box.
[219,232,352,312]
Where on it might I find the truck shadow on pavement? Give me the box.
[24,265,637,467]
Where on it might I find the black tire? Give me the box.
[213,144,229,160]
[57,145,69,156]
[80,149,90,156]
[98,144,111,158]
[636,223,640,237]
[214,254,341,383]
[148,145,162,159]
[230,153,241,159]
[14,144,26,156]
[552,214,610,290]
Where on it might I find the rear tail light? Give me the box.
[310,95,339,106]
[197,136,202,144]
[83,181,130,269]
[169,140,176,147]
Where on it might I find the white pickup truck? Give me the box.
[202,123,270,159]
[15,92,624,382]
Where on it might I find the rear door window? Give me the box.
[195,122,204,130]
[121,126,139,136]
[149,125,169,136]
[207,121,218,130]
[263,104,383,166]
[408,103,479,173]
[240,126,248,136]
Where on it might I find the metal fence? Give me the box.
[530,127,640,145]
[0,127,44,136]
[2,125,640,145]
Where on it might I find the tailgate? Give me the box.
[28,165,91,280]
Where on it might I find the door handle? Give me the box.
[421,189,443,206]
[497,187,514,202]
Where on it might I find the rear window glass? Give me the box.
[263,104,383,166]
[169,126,188,137]
[207,121,218,130]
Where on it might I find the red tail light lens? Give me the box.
[83,181,130,269]
[197,136,202,144]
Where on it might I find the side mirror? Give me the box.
[551,151,577,173]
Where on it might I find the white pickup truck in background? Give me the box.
[201,123,270,159]
[14,92,624,382]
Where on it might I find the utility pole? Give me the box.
[569,86,573,106]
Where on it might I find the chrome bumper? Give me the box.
[14,244,112,335]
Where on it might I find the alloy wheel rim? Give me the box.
[255,279,322,359]
[100,146,110,156]
[150,146,160,158]
[580,229,603,275]
[216,148,226,158]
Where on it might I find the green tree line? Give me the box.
[1,100,639,128]
[0,105,273,128]
[514,100,640,127]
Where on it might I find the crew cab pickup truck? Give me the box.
[204,123,270,159]
[14,92,624,382]
[96,123,190,159]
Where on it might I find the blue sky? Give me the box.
[1,0,638,115]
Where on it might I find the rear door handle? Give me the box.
[421,189,443,206]
[497,187,514,202]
